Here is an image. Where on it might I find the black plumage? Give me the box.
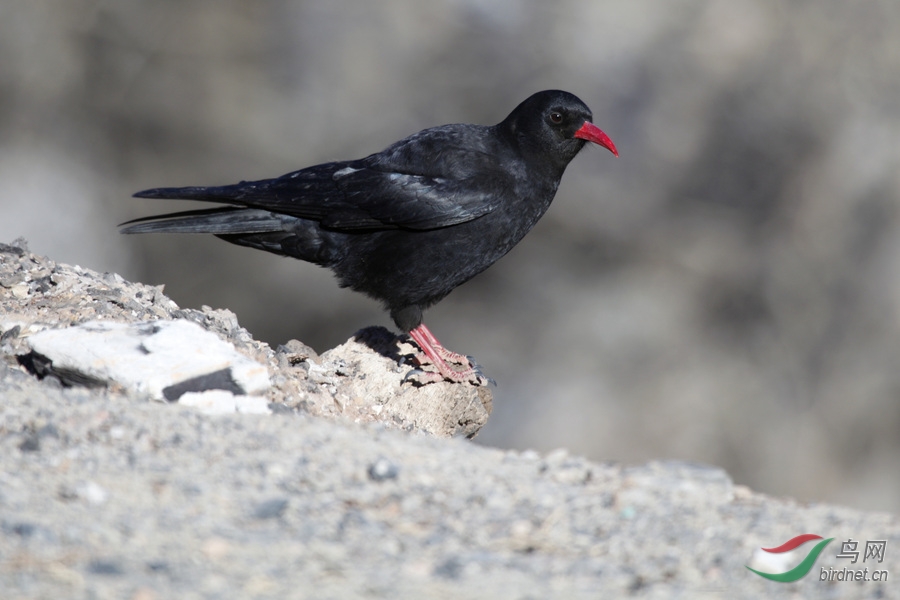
[122,90,618,384]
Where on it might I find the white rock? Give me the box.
[178,390,238,414]
[27,320,270,401]
[235,395,272,414]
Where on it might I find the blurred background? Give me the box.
[2,1,899,513]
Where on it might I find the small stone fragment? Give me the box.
[368,456,399,481]
[253,498,289,520]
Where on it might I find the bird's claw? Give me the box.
[461,356,495,386]
[402,360,494,387]
[402,367,443,386]
[473,367,496,387]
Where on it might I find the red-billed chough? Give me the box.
[122,90,618,385]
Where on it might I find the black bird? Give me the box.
[122,90,618,384]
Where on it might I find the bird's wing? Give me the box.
[337,123,514,230]
[321,167,505,230]
[132,125,514,231]
[267,124,512,230]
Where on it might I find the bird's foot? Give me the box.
[433,346,471,366]
[402,360,494,387]
[403,323,494,386]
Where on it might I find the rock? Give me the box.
[318,326,492,438]
[26,319,270,401]
[235,395,272,414]
[177,390,272,415]
[0,240,492,434]
[178,390,239,414]
[253,497,289,520]
[367,456,400,481]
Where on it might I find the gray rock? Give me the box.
[318,326,493,438]
[368,456,400,481]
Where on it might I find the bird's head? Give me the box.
[500,90,618,171]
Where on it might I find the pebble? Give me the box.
[253,498,289,520]
[368,456,400,481]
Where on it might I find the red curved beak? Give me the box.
[574,121,618,157]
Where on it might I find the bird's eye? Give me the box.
[549,112,563,124]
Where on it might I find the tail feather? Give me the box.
[120,207,284,235]
[132,183,267,203]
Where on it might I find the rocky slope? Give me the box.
[1,239,897,599]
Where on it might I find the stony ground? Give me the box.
[1,240,898,599]
[0,239,491,439]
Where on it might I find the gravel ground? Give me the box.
[1,241,898,599]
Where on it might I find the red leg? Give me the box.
[415,323,470,365]
[407,323,486,384]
